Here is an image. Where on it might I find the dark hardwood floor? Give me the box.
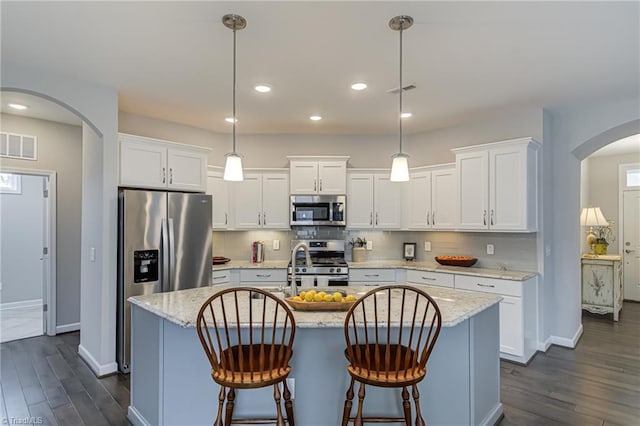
[1,302,638,425]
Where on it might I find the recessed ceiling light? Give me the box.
[225,117,237,123]
[401,112,413,118]
[254,84,271,93]
[8,103,28,110]
[351,82,367,91]
[309,115,322,121]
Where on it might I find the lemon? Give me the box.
[300,291,307,299]
[317,291,327,298]
[293,296,303,302]
[307,290,317,298]
[323,294,333,302]
[332,292,343,302]
[344,295,356,302]
[313,293,324,302]
[304,293,314,302]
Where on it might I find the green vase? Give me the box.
[593,242,608,255]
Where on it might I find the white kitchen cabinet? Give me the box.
[407,165,457,230]
[347,171,404,229]
[288,157,349,194]
[230,171,289,230]
[581,255,623,321]
[406,270,454,288]
[452,138,540,232]
[212,269,231,285]
[349,268,396,286]
[239,269,287,286]
[206,169,229,230]
[119,133,208,192]
[455,274,537,363]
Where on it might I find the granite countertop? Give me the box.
[129,284,501,330]
[213,260,289,271]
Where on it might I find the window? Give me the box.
[0,173,22,194]
[626,169,640,187]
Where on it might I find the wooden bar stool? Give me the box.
[196,287,296,426]
[341,285,442,426]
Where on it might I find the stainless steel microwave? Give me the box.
[290,195,346,226]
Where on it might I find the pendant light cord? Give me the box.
[399,20,404,155]
[232,20,237,153]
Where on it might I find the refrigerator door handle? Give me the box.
[161,218,170,292]
[168,218,176,291]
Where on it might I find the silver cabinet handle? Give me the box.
[169,168,173,184]
[490,209,494,226]
[370,212,373,225]
[376,212,379,225]
[258,212,261,225]
[314,179,317,192]
[483,210,487,226]
[426,211,430,225]
[364,274,380,277]
[625,249,635,253]
[256,274,271,278]
[319,179,323,191]
[477,283,495,288]
[422,277,437,281]
[162,167,166,184]
[263,212,267,225]
[214,275,228,280]
[432,211,436,225]
[225,213,228,225]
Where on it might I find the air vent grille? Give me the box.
[0,132,37,160]
[387,84,417,94]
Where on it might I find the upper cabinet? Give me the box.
[407,165,457,230]
[288,157,349,194]
[347,171,404,229]
[206,169,229,230]
[452,137,540,232]
[119,133,209,192]
[229,171,290,230]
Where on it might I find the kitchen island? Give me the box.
[127,285,503,426]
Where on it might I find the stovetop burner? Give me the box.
[288,239,348,275]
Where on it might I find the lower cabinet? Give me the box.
[349,268,396,286]
[212,269,231,286]
[406,270,454,288]
[455,274,537,364]
[239,269,287,286]
[580,255,623,321]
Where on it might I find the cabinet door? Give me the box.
[290,161,319,194]
[374,174,403,229]
[499,295,524,356]
[457,151,489,229]
[120,137,167,189]
[262,173,290,229]
[431,168,457,229]
[581,262,614,307]
[231,173,262,229]
[318,161,347,194]
[347,173,374,229]
[206,171,229,229]
[167,148,207,192]
[407,172,432,229]
[489,146,527,230]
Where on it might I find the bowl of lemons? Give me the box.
[285,290,357,311]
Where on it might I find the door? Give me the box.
[499,296,523,356]
[168,192,212,291]
[407,171,431,229]
[374,174,403,229]
[290,161,318,194]
[119,136,167,188]
[207,171,229,229]
[0,174,46,343]
[623,190,640,300]
[347,173,374,228]
[167,147,207,192]
[457,151,489,229]
[431,168,457,229]
[490,146,526,230]
[232,173,262,229]
[262,173,290,229]
[318,161,347,194]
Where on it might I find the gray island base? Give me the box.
[128,285,503,426]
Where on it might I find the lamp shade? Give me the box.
[580,207,609,227]
[390,153,410,182]
[223,153,244,181]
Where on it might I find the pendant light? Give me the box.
[222,14,246,181]
[389,15,413,182]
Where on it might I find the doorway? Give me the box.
[620,163,640,301]
[0,170,56,341]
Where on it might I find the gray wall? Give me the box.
[0,114,82,326]
[0,174,44,304]
[584,152,640,254]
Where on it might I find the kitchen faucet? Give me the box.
[288,242,312,297]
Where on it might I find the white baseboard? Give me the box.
[0,298,43,311]
[128,405,152,426]
[538,324,584,351]
[480,403,504,426]
[537,336,553,352]
[55,322,80,334]
[78,344,118,377]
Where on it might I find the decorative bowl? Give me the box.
[212,256,231,265]
[285,297,356,312]
[435,256,477,267]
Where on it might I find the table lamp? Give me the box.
[580,207,609,253]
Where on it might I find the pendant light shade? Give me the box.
[222,14,246,181]
[389,15,413,182]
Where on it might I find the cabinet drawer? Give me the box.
[239,269,286,283]
[406,270,454,288]
[349,269,396,283]
[455,275,521,297]
[212,270,231,285]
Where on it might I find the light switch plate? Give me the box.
[486,244,494,255]
[424,241,432,252]
[366,240,373,250]
[273,240,280,250]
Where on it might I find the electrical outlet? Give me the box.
[486,244,494,255]
[286,378,295,399]
[90,247,96,262]
[366,240,373,250]
[545,245,551,256]
[273,240,280,250]
[424,241,432,252]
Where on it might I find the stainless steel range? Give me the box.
[287,239,349,287]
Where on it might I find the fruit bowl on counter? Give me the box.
[435,256,477,267]
[285,290,357,311]
[212,256,231,265]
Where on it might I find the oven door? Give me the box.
[288,275,349,287]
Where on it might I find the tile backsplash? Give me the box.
[212,229,537,272]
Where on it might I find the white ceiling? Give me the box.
[1,1,638,136]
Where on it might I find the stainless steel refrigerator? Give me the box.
[117,189,212,373]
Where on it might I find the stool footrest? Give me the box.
[231,418,292,424]
[347,417,407,423]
